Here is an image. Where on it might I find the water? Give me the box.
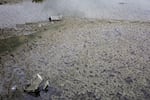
[0,1,50,28]
[0,0,150,27]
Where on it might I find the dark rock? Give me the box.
[10,54,14,57]
[124,77,133,84]
[25,89,41,97]
[116,92,122,99]
[3,1,7,4]
[42,80,50,92]
[141,89,150,99]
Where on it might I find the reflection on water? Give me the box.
[0,0,150,27]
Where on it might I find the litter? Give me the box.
[24,74,43,93]
[49,16,63,22]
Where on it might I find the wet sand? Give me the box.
[0,18,150,100]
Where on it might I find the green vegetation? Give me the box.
[0,35,35,54]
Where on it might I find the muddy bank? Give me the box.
[0,20,62,54]
[0,0,44,4]
[0,21,51,39]
[0,18,150,100]
[0,0,23,4]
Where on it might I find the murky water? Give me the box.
[0,1,50,28]
[0,0,150,27]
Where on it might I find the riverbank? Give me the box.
[0,0,23,4]
[0,18,150,100]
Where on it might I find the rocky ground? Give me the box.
[0,18,150,100]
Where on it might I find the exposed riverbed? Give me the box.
[0,0,150,100]
[0,18,150,100]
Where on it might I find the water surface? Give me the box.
[0,0,150,27]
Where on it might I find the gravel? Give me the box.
[0,18,150,100]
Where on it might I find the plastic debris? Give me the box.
[49,16,63,22]
[11,85,17,92]
[43,80,50,91]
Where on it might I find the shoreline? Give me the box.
[0,0,23,4]
[1,17,150,39]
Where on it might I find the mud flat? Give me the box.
[0,18,150,100]
[0,0,23,4]
[0,21,51,39]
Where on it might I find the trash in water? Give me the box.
[11,85,17,92]
[49,16,63,22]
[24,74,43,93]
[43,80,50,92]
[23,74,61,98]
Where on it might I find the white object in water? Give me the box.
[49,16,63,21]
[11,85,17,91]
